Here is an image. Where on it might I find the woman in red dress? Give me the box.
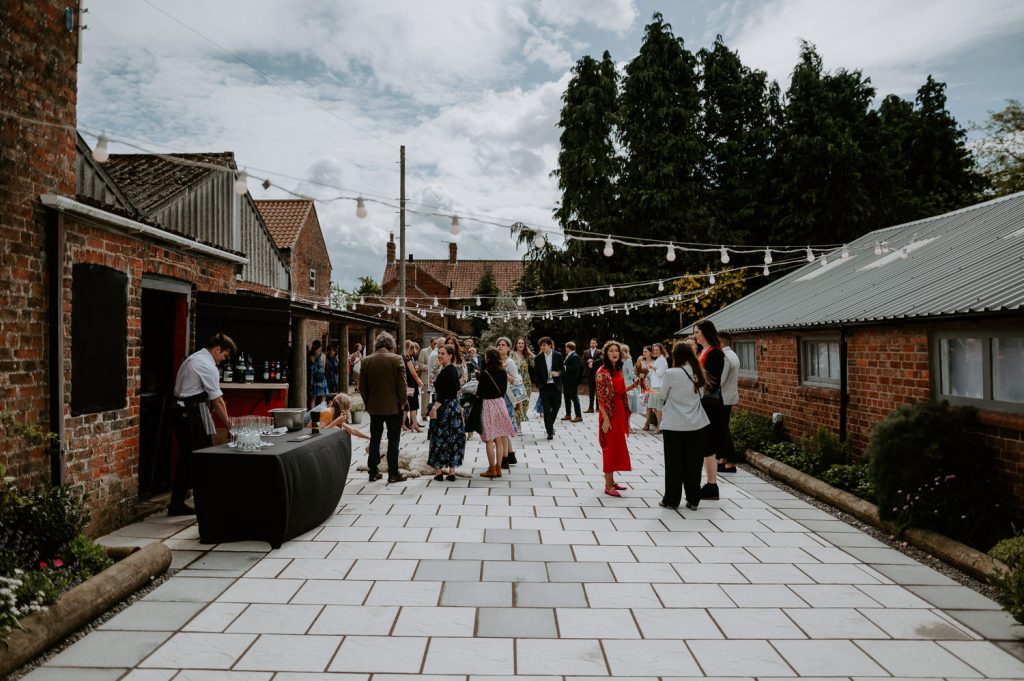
[596,341,642,496]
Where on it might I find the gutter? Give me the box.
[40,194,249,265]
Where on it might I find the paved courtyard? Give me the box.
[24,408,1024,680]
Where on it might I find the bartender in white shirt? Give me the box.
[169,333,235,516]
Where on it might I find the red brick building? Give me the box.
[685,192,1024,517]
[380,235,525,340]
[0,0,254,532]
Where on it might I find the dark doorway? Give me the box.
[139,286,187,498]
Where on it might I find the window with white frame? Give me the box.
[309,268,316,290]
[935,331,1024,411]
[733,340,757,378]
[800,337,841,387]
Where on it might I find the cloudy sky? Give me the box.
[77,0,1024,288]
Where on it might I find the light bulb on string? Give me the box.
[355,197,368,219]
[666,243,676,262]
[763,264,770,276]
[475,296,482,306]
[874,240,882,256]
[561,290,568,302]
[899,246,909,259]
[648,300,654,308]
[359,296,365,305]
[432,296,439,307]
[764,248,773,265]
[516,295,524,307]
[603,237,614,257]
[709,272,716,285]
[657,280,664,292]
[533,231,546,249]
[806,246,814,263]
[394,296,400,307]
[820,254,828,267]
[881,240,890,254]
[608,286,615,298]
[720,246,730,264]
[92,133,110,163]
[841,244,850,260]
[450,215,461,235]
[233,170,248,195]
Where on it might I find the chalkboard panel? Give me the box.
[71,263,128,415]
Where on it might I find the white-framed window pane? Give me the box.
[309,268,316,290]
[993,337,1024,403]
[828,342,840,379]
[816,342,830,378]
[735,341,756,373]
[939,337,983,398]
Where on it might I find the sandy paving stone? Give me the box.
[516,639,609,676]
[771,639,887,676]
[392,606,477,636]
[235,634,343,672]
[603,640,702,676]
[688,639,794,677]
[709,607,805,638]
[217,578,303,603]
[329,636,428,673]
[515,582,589,607]
[47,631,172,669]
[555,607,641,638]
[226,603,323,634]
[784,607,890,638]
[101,601,206,631]
[853,640,984,677]
[308,605,399,635]
[478,607,558,637]
[139,632,255,669]
[423,637,515,675]
[858,608,974,639]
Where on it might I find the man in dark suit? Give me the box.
[582,338,601,413]
[358,331,408,483]
[561,341,582,422]
[533,336,564,440]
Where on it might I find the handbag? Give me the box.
[507,382,528,405]
[461,379,479,396]
[700,387,723,409]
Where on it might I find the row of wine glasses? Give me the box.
[228,415,273,451]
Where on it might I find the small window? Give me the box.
[801,337,841,387]
[934,331,1024,412]
[733,341,757,378]
[309,268,316,290]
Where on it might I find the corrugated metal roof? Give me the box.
[683,191,1024,334]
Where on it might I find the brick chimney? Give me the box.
[449,241,457,264]
[386,232,395,264]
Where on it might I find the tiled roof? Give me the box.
[254,199,313,250]
[103,152,237,213]
[382,259,525,300]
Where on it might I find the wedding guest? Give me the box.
[561,341,582,422]
[348,343,364,386]
[534,337,564,440]
[418,337,436,420]
[322,392,370,441]
[325,346,340,394]
[596,341,640,496]
[496,337,522,468]
[718,331,741,473]
[659,341,710,509]
[403,340,424,433]
[478,348,516,477]
[621,344,639,419]
[358,332,408,483]
[512,336,534,423]
[694,320,726,500]
[308,340,328,409]
[583,338,601,413]
[427,344,465,481]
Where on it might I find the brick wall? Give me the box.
[290,209,331,357]
[57,218,235,532]
[735,317,1024,517]
[0,1,79,485]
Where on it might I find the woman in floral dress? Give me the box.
[596,341,641,497]
[427,344,465,481]
[513,336,534,423]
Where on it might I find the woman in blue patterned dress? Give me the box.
[308,340,328,408]
[428,343,465,481]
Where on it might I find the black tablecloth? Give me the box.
[192,428,351,548]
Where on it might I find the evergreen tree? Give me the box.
[469,266,499,338]
[975,99,1024,197]
[480,294,533,349]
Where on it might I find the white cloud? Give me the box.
[713,0,1024,96]
[535,0,638,34]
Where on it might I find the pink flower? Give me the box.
[53,559,64,568]
[38,561,48,569]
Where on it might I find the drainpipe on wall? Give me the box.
[46,210,66,485]
[839,327,849,443]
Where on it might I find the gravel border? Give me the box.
[6,566,181,680]
[740,462,1000,601]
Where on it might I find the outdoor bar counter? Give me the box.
[191,428,350,548]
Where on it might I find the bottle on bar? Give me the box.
[235,352,245,383]
[223,361,233,383]
[262,360,270,382]
[245,355,255,383]
[280,362,288,384]
[269,361,277,382]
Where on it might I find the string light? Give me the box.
[709,272,716,285]
[450,215,461,235]
[516,295,524,306]
[657,280,664,292]
[603,237,614,257]
[533,231,546,249]
[475,296,482,306]
[764,248,773,265]
[720,246,730,264]
[359,296,365,305]
[820,254,828,267]
[881,240,890,254]
[899,246,909,259]
[874,240,882,256]
[355,197,368,219]
[666,244,676,262]
[608,286,615,298]
[763,265,770,276]
[561,290,568,302]
[806,246,814,263]
[394,296,400,306]
[432,296,439,307]
[841,244,850,260]
[92,133,109,163]
[233,170,248,195]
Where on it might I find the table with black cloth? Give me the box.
[191,428,350,548]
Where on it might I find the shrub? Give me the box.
[730,409,778,456]
[822,463,875,501]
[867,400,1009,549]
[990,533,1024,625]
[65,535,113,583]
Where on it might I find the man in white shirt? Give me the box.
[419,337,436,419]
[534,337,564,440]
[170,333,235,515]
[718,331,741,473]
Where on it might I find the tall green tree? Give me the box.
[480,294,533,349]
[974,99,1023,197]
[469,266,499,338]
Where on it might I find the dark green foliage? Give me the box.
[801,427,850,470]
[65,534,113,582]
[470,266,500,338]
[868,401,1009,549]
[990,533,1024,625]
[974,99,1024,197]
[821,464,876,502]
[728,409,777,456]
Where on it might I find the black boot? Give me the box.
[507,451,518,465]
[700,483,719,500]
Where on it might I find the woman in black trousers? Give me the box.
[658,342,711,509]
[694,319,727,500]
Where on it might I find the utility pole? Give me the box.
[398,145,407,350]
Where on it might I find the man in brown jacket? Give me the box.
[358,331,408,483]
